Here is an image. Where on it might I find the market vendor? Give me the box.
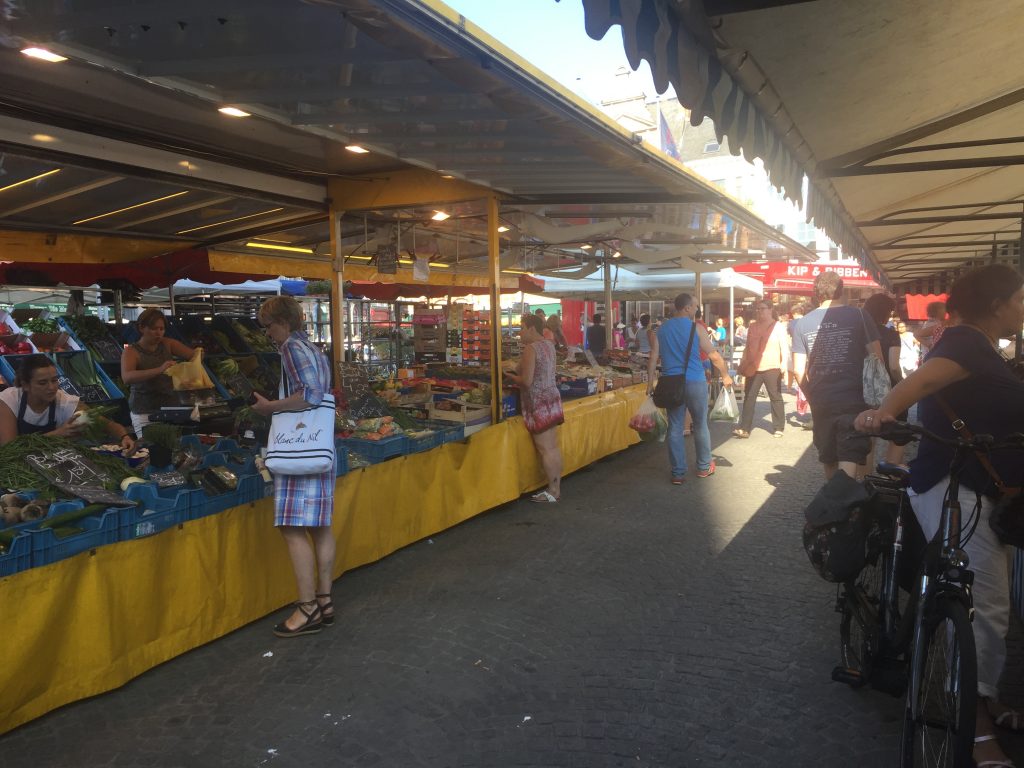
[0,354,135,449]
[121,308,197,436]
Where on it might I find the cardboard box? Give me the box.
[428,400,491,426]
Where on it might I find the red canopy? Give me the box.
[347,274,544,301]
[904,293,948,321]
[733,261,880,295]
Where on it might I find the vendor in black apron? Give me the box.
[0,354,135,449]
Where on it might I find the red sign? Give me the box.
[733,261,879,294]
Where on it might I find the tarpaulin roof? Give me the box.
[577,0,1024,287]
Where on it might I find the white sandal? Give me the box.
[995,709,1024,732]
[975,734,1016,768]
[529,491,558,503]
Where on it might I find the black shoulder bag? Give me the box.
[652,321,697,410]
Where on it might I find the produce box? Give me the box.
[557,378,597,398]
[117,482,188,541]
[333,440,349,478]
[0,530,32,577]
[412,310,446,325]
[502,393,519,418]
[343,434,408,464]
[26,331,71,353]
[28,500,121,567]
[222,317,277,354]
[57,316,124,363]
[405,428,443,454]
[428,400,491,426]
[55,350,125,402]
[0,333,36,356]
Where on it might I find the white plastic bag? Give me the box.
[628,396,667,442]
[709,386,739,422]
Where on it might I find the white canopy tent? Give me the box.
[539,267,763,303]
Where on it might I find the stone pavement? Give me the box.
[4,393,1024,767]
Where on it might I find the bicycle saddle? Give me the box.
[875,462,911,484]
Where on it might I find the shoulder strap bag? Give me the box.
[265,340,336,476]
[861,311,892,408]
[652,321,697,410]
[935,394,1023,547]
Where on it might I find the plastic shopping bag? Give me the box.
[629,396,668,442]
[795,384,809,416]
[709,386,740,422]
[165,348,215,391]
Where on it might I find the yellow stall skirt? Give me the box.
[0,386,646,733]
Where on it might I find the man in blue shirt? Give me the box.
[647,293,733,484]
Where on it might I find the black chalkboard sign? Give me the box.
[375,244,398,275]
[25,448,130,506]
[78,383,109,403]
[90,341,124,363]
[336,361,389,418]
[57,375,80,397]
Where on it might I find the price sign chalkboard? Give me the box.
[57,375,80,397]
[337,361,389,418]
[375,244,398,275]
[78,383,109,403]
[90,341,124,363]
[25,448,130,506]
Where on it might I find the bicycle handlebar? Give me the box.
[875,420,1024,452]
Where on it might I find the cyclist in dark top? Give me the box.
[855,264,1024,768]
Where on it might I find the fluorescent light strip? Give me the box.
[176,207,284,235]
[345,145,369,154]
[0,168,61,195]
[218,107,251,118]
[502,269,531,275]
[245,241,314,254]
[347,255,373,261]
[21,47,67,63]
[73,191,188,225]
[398,259,450,268]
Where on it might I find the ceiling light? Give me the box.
[440,174,455,179]
[431,210,450,222]
[0,168,61,195]
[429,262,450,269]
[176,207,283,235]
[345,145,370,154]
[612,251,621,259]
[218,106,251,118]
[502,269,530,275]
[245,242,314,254]
[21,47,67,63]
[497,226,510,233]
[347,255,373,261]
[31,134,57,143]
[580,244,593,250]
[73,191,188,225]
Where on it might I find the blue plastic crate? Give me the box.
[424,421,465,443]
[405,429,444,454]
[334,440,349,477]
[501,393,519,418]
[55,317,124,363]
[343,435,409,464]
[0,531,32,577]
[143,464,204,516]
[117,482,188,541]
[29,500,121,566]
[190,453,243,520]
[55,350,125,401]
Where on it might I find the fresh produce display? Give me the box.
[60,316,123,361]
[0,337,34,355]
[229,319,276,353]
[60,351,111,402]
[0,493,48,525]
[68,404,120,443]
[348,416,403,440]
[0,434,141,499]
[19,317,58,334]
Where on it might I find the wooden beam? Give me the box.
[327,168,492,211]
[0,228,187,263]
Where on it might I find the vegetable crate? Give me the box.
[343,434,409,464]
[334,440,349,477]
[405,429,444,454]
[29,500,121,567]
[56,317,125,364]
[0,531,32,577]
[423,421,466,443]
[117,482,189,541]
[501,393,519,418]
[55,351,125,402]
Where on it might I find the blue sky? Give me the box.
[440,0,666,102]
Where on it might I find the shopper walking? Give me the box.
[647,293,733,484]
[733,301,788,439]
[898,320,920,378]
[791,272,883,480]
[506,313,564,502]
[252,296,337,638]
[855,264,1024,768]
[634,313,653,355]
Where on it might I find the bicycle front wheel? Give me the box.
[899,596,976,768]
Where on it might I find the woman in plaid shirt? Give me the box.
[253,296,336,637]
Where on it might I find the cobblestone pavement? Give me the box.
[4,393,1024,767]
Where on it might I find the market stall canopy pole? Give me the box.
[487,195,504,425]
[329,209,346,371]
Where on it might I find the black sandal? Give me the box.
[273,599,323,638]
[316,593,335,627]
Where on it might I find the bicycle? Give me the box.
[832,421,1024,767]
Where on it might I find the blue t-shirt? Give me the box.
[910,325,1024,496]
[715,326,727,342]
[657,317,704,380]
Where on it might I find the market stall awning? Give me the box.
[539,266,762,302]
[576,0,1024,287]
[0,0,814,278]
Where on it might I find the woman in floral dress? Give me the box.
[507,313,564,502]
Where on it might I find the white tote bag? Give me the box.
[265,373,336,476]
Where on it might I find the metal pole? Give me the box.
[168,284,176,316]
[603,254,613,350]
[328,209,345,369]
[1018,204,1023,359]
[729,283,735,347]
[113,289,123,326]
[486,195,504,424]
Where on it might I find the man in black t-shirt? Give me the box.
[792,272,884,480]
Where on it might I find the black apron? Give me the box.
[17,392,58,435]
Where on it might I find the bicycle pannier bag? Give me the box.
[802,469,872,583]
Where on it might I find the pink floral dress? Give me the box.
[521,340,564,434]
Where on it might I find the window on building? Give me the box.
[703,141,720,153]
